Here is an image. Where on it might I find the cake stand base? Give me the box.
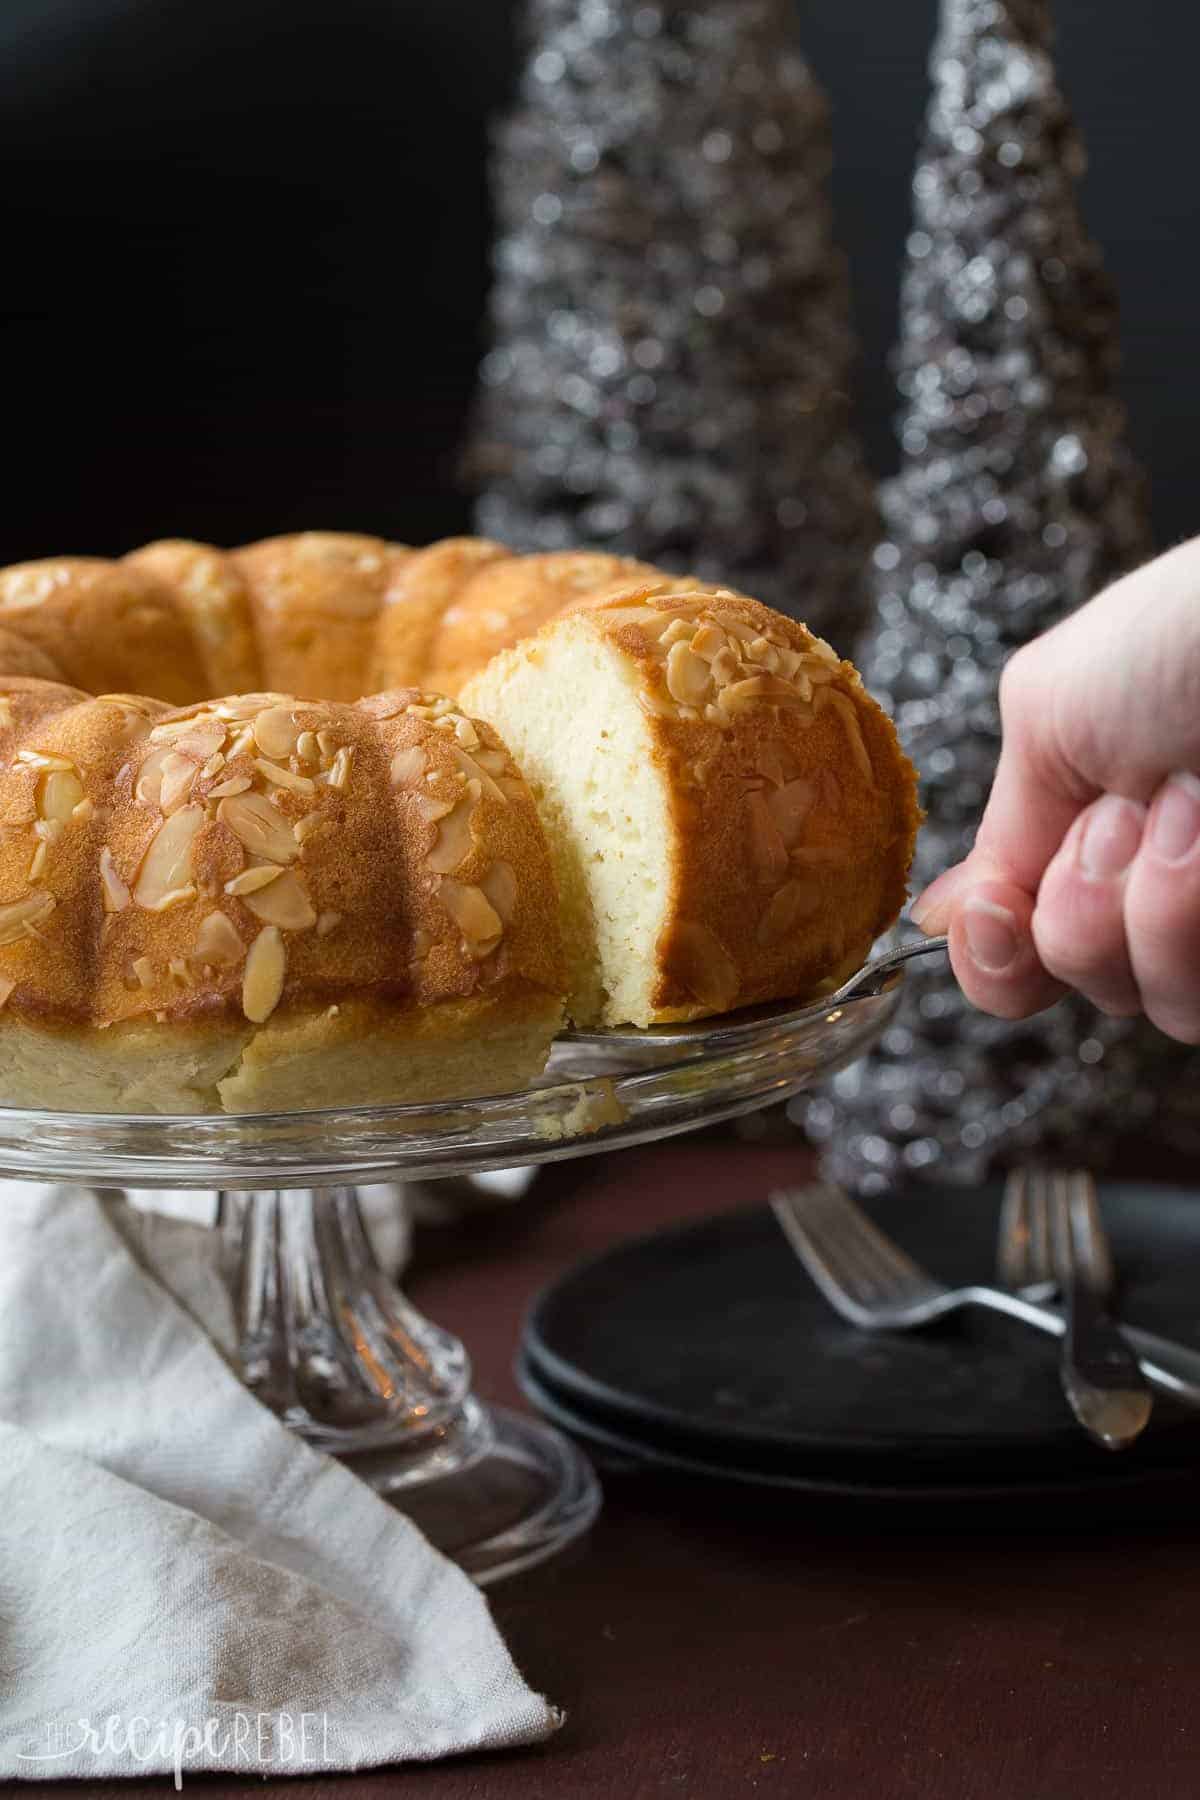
[218,1185,599,1584]
[348,1403,600,1584]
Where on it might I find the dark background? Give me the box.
[1,0,1193,567]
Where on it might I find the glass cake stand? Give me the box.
[0,937,941,1584]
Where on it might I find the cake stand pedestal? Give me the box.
[0,941,928,1582]
[219,1184,598,1583]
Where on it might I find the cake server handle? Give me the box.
[830,934,949,1004]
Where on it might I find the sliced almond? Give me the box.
[416,792,455,824]
[315,909,342,938]
[296,730,319,764]
[672,920,739,1012]
[243,869,316,930]
[132,954,155,988]
[326,746,353,790]
[225,863,284,897]
[448,744,505,802]
[0,973,15,1006]
[689,623,728,661]
[218,792,299,864]
[135,747,170,809]
[242,925,286,1022]
[820,688,875,784]
[0,890,55,946]
[480,859,518,924]
[665,641,712,708]
[252,705,301,760]
[158,751,196,815]
[17,749,74,772]
[39,767,85,823]
[757,879,820,947]
[454,716,480,751]
[745,791,788,885]
[100,846,131,912]
[195,909,244,964]
[766,778,816,850]
[473,747,507,776]
[428,782,480,874]
[133,805,205,909]
[206,774,253,800]
[253,757,315,796]
[389,743,428,788]
[440,878,502,957]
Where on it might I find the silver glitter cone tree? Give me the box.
[809,0,1199,1194]
[468,0,877,644]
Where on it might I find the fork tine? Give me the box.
[1067,1169,1115,1296]
[1046,1169,1075,1286]
[1027,1168,1053,1288]
[771,1184,939,1309]
[997,1168,1031,1287]
[769,1189,877,1324]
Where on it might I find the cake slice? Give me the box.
[461,584,921,1029]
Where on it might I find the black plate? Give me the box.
[520,1182,1200,1486]
[518,1353,1200,1508]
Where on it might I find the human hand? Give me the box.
[910,535,1200,1043]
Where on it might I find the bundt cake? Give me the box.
[0,532,920,1111]
[0,679,564,1112]
[462,582,920,1028]
[0,533,672,703]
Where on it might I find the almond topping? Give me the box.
[158,751,196,815]
[100,846,130,912]
[17,749,73,772]
[195,909,244,964]
[39,767,85,823]
[218,792,299,864]
[454,716,480,751]
[672,920,740,1012]
[252,705,301,760]
[0,973,15,1006]
[225,863,284,897]
[242,869,316,930]
[389,743,428,788]
[242,925,286,1022]
[326,746,353,790]
[665,641,712,708]
[428,782,480,874]
[296,730,319,764]
[133,805,205,910]
[439,878,502,956]
[315,909,342,938]
[206,774,253,799]
[480,859,518,924]
[0,891,55,945]
[766,778,816,849]
[254,757,316,796]
[416,792,455,824]
[132,954,155,988]
[28,841,47,881]
[757,879,820,947]
[746,791,789,885]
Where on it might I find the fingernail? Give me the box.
[1078,794,1145,881]
[962,897,1019,973]
[1149,771,1200,865]
[909,892,934,929]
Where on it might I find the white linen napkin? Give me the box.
[0,1184,560,1782]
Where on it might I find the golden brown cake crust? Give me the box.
[232,533,412,703]
[125,540,262,696]
[423,549,663,696]
[0,678,565,1102]
[592,586,920,1019]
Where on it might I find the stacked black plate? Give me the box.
[519,1182,1200,1509]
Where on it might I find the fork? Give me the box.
[769,1182,1200,1409]
[997,1169,1151,1449]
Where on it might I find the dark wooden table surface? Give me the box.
[60,1138,1200,1800]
